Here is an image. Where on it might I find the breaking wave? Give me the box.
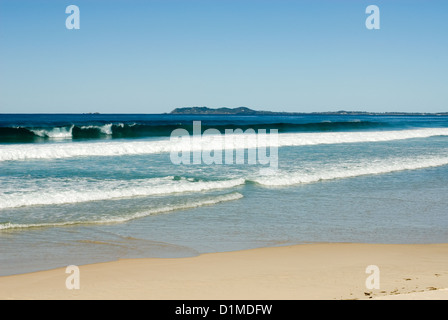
[252,156,448,186]
[0,176,245,209]
[1,128,447,162]
[0,192,244,230]
[0,120,391,142]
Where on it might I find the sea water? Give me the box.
[1,114,447,275]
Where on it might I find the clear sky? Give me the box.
[0,0,447,113]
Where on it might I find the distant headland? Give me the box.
[169,107,448,116]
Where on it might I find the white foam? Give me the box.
[0,192,244,230]
[0,176,245,209]
[1,128,447,162]
[252,156,448,186]
[274,128,448,148]
[80,124,113,135]
[0,138,173,161]
[110,192,244,223]
[29,125,74,139]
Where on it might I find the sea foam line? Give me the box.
[252,156,448,186]
[0,176,245,209]
[0,128,447,162]
[0,192,244,230]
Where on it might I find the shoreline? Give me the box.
[1,242,448,300]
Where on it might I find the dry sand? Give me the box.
[1,243,447,300]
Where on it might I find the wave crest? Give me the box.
[252,156,448,186]
[1,128,447,162]
[0,176,245,209]
[0,192,244,230]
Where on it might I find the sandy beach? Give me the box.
[1,243,447,300]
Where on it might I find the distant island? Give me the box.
[170,107,264,115]
[169,106,448,116]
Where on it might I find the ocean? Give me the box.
[1,113,448,276]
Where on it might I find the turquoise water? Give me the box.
[1,114,448,275]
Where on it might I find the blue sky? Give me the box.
[0,0,447,113]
